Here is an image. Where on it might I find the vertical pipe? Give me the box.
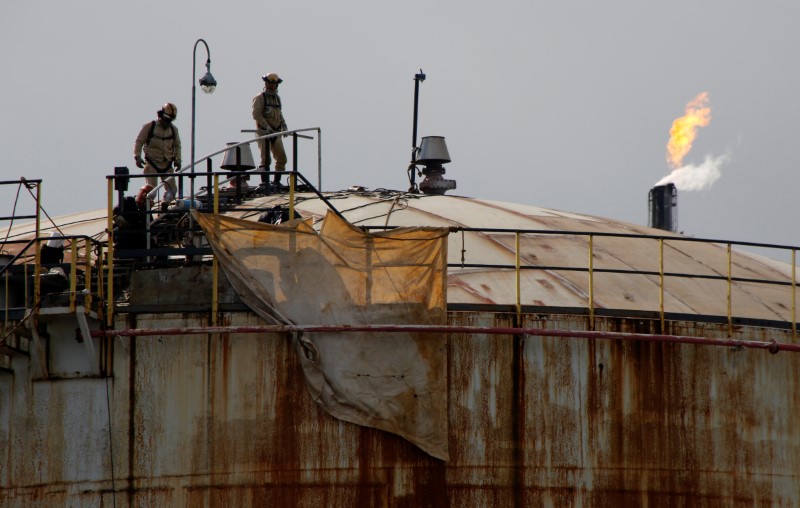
[85,239,93,315]
[410,71,425,191]
[24,262,28,309]
[289,172,296,220]
[145,198,151,255]
[107,179,115,327]
[659,238,665,332]
[317,128,322,191]
[293,132,298,173]
[588,235,594,330]
[206,158,213,210]
[411,78,421,162]
[69,241,77,313]
[33,182,41,315]
[727,243,732,337]
[213,174,219,214]
[3,272,8,333]
[515,231,521,323]
[793,249,797,341]
[212,174,219,326]
[95,244,105,321]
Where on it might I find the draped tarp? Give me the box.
[194,210,450,460]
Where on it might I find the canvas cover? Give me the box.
[194,210,450,460]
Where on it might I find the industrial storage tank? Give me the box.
[2,185,799,507]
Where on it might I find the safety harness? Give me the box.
[144,121,177,173]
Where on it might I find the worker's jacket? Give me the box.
[252,90,287,132]
[134,120,182,172]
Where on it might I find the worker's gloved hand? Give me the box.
[260,124,273,134]
[135,155,144,169]
[174,160,182,170]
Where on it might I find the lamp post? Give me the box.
[191,38,217,204]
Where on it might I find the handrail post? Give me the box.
[317,128,322,191]
[212,174,219,326]
[793,249,797,341]
[289,172,296,220]
[292,132,298,174]
[659,238,665,332]
[69,240,77,312]
[106,179,115,327]
[589,235,595,330]
[85,239,93,315]
[3,271,8,334]
[515,231,521,325]
[727,243,732,337]
[24,262,28,310]
[96,242,104,322]
[33,182,41,317]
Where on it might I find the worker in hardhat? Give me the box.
[133,103,182,204]
[252,73,288,188]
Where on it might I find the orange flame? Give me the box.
[666,92,711,168]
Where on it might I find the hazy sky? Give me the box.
[2,1,799,256]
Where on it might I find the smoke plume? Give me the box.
[655,153,728,191]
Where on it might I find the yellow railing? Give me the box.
[1,234,105,331]
[497,230,798,338]
[98,159,800,340]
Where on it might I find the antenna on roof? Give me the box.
[407,69,426,193]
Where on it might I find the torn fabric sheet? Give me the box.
[195,210,450,460]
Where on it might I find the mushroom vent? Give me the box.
[416,136,456,195]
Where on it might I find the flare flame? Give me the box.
[666,92,711,168]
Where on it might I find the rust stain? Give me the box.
[2,310,799,505]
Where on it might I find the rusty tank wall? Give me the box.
[2,307,799,507]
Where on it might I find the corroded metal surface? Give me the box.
[2,309,799,506]
[3,191,800,505]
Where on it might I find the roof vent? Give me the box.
[416,136,456,195]
[220,142,256,170]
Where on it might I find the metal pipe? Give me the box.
[793,249,797,341]
[212,173,219,326]
[155,128,321,202]
[206,158,213,209]
[106,179,114,327]
[3,272,8,332]
[33,182,41,315]
[89,323,800,353]
[659,238,664,331]
[85,239,92,315]
[69,241,77,312]
[588,235,594,330]
[289,172,295,220]
[727,243,732,337]
[409,70,425,192]
[515,232,521,324]
[97,242,103,317]
[317,128,322,191]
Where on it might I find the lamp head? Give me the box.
[199,70,217,94]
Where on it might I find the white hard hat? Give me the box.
[262,73,283,84]
[161,102,177,119]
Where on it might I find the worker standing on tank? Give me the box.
[252,73,288,188]
[133,102,182,204]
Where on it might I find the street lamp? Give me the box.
[190,38,217,203]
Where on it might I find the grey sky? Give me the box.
[2,1,798,255]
